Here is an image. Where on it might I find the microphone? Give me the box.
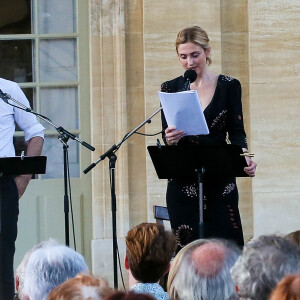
[183,70,197,90]
[0,89,9,103]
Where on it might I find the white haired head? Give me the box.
[231,234,300,300]
[24,244,88,300]
[15,239,58,300]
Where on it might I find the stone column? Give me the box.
[89,0,129,282]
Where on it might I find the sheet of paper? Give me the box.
[158,90,209,136]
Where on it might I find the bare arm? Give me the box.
[15,137,44,199]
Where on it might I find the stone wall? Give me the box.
[248,0,300,235]
[89,0,300,285]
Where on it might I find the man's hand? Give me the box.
[14,174,32,199]
[16,136,44,199]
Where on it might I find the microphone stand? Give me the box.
[0,90,95,247]
[183,78,191,91]
[83,106,162,289]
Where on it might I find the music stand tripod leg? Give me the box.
[63,144,70,247]
[109,153,118,289]
[196,167,205,239]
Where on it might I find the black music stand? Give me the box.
[147,143,248,238]
[0,156,47,176]
[0,155,47,232]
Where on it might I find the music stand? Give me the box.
[147,143,248,238]
[0,155,47,233]
[0,156,47,176]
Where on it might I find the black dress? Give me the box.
[161,74,247,248]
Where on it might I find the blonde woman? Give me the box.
[161,26,257,249]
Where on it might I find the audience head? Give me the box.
[24,243,89,300]
[167,239,240,300]
[15,239,58,300]
[269,274,300,300]
[125,222,176,283]
[125,223,176,283]
[47,273,113,300]
[285,230,300,249]
[104,291,155,300]
[231,234,300,300]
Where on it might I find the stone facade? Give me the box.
[89,0,300,285]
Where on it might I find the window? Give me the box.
[0,0,81,178]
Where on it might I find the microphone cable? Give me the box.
[134,129,164,137]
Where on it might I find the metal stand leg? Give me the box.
[109,154,118,289]
[196,167,205,239]
[63,144,70,246]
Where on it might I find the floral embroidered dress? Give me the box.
[161,74,247,249]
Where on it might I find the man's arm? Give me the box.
[14,136,44,199]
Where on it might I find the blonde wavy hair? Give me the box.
[175,26,212,65]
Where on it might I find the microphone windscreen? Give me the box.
[183,70,197,83]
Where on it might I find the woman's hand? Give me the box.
[165,126,185,145]
[244,156,257,177]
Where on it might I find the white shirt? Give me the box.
[0,78,45,157]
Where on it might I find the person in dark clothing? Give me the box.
[161,26,256,250]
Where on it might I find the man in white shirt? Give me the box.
[0,77,44,300]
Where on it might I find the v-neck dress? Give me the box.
[161,74,247,249]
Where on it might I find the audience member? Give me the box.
[167,239,240,300]
[104,291,155,300]
[231,234,300,300]
[125,223,176,300]
[47,273,114,300]
[24,243,89,300]
[15,239,58,300]
[285,230,300,249]
[269,274,300,300]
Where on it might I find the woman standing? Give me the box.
[161,26,256,249]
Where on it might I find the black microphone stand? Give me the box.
[184,78,191,91]
[0,90,95,247]
[84,106,162,289]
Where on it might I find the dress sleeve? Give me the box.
[160,81,169,144]
[227,79,248,149]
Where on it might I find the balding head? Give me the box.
[191,243,226,277]
[168,239,240,300]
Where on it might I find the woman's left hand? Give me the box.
[244,156,257,177]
